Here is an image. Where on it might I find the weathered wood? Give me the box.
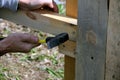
[76,0,108,80]
[105,0,120,80]
[0,9,77,41]
[59,40,76,58]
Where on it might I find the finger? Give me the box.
[24,43,40,52]
[48,2,54,8]
[43,0,59,13]
[52,1,59,13]
[21,33,39,44]
[19,43,40,53]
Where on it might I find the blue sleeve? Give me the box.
[0,0,19,11]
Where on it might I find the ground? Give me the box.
[0,19,64,80]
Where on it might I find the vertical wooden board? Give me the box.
[66,0,78,18]
[76,0,108,80]
[105,0,120,80]
[64,56,75,80]
[64,0,77,80]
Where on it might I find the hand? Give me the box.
[19,0,58,12]
[0,33,40,55]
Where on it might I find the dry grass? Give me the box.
[0,1,66,79]
[0,19,64,80]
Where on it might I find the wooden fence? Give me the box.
[0,0,120,80]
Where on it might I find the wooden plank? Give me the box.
[64,56,75,80]
[59,40,76,58]
[76,0,108,80]
[105,0,120,80]
[0,9,77,41]
[64,0,77,80]
[66,0,78,18]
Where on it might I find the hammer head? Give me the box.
[46,33,69,49]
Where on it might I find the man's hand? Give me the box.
[0,33,40,55]
[19,0,58,12]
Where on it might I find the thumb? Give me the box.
[48,3,54,8]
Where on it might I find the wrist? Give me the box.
[0,40,8,56]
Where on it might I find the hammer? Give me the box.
[39,33,69,49]
[0,33,69,49]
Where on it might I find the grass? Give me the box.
[58,4,66,15]
[0,65,7,80]
[0,65,21,80]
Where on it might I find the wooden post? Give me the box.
[105,0,120,80]
[66,0,78,18]
[76,0,108,80]
[64,0,78,80]
[64,56,75,80]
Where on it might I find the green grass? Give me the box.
[45,67,64,79]
[58,4,66,15]
[0,65,8,80]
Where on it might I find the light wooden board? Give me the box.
[105,0,120,80]
[76,0,108,80]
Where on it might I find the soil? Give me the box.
[0,19,64,80]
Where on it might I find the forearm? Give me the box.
[0,0,19,11]
[0,40,7,56]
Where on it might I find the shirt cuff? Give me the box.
[0,0,19,11]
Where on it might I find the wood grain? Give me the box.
[105,0,120,80]
[64,0,77,80]
[59,40,76,58]
[76,0,108,80]
[64,56,75,80]
[66,0,78,18]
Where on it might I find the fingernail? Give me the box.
[50,4,54,8]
